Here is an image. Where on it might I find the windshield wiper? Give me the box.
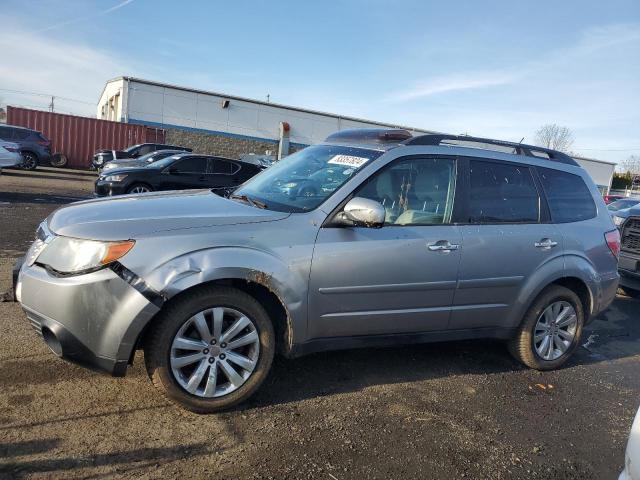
[229,193,268,209]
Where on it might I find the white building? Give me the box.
[98,77,616,191]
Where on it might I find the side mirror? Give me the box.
[335,197,385,228]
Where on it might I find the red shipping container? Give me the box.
[6,106,165,169]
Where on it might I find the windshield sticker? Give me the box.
[328,155,370,168]
[342,168,355,175]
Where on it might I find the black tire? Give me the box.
[126,183,153,194]
[508,285,584,370]
[21,152,38,170]
[618,286,640,299]
[144,286,275,413]
[50,153,68,167]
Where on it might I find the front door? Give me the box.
[160,156,209,190]
[308,155,462,339]
[449,158,561,329]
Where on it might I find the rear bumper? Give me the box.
[17,262,160,376]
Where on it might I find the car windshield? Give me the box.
[608,199,640,211]
[232,144,383,212]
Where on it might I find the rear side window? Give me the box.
[13,129,30,140]
[209,159,238,174]
[467,160,539,223]
[538,167,596,223]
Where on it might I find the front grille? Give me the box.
[621,217,640,254]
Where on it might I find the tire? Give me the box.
[126,183,153,194]
[50,153,68,167]
[508,285,584,370]
[618,286,640,299]
[21,152,38,170]
[144,286,275,413]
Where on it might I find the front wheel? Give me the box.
[144,286,275,413]
[21,152,38,170]
[126,183,152,194]
[508,285,584,370]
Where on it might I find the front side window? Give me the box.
[467,160,539,223]
[172,157,207,174]
[538,167,596,223]
[233,145,383,212]
[355,157,456,225]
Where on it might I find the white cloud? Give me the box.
[0,25,138,116]
[36,0,135,33]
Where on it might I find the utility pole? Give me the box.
[266,94,270,103]
[49,96,55,112]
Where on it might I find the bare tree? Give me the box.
[619,155,640,174]
[534,124,575,152]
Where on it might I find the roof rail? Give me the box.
[404,134,578,166]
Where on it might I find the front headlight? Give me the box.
[613,215,625,227]
[36,236,135,274]
[102,174,128,182]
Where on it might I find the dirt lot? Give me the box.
[1,168,639,479]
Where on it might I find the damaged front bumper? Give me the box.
[16,261,161,376]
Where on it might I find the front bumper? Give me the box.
[17,262,160,376]
[619,252,640,291]
[94,180,128,197]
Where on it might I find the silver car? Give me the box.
[16,129,620,413]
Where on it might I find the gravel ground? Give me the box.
[1,168,639,479]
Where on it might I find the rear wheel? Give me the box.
[508,285,584,370]
[126,183,152,194]
[21,152,38,170]
[50,153,68,167]
[144,286,275,413]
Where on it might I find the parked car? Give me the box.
[608,198,640,212]
[101,149,186,172]
[91,143,192,170]
[0,125,51,170]
[94,153,261,196]
[618,206,640,298]
[620,404,640,480]
[0,140,22,171]
[15,128,619,413]
[604,194,625,204]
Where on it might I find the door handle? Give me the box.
[534,238,558,249]
[427,240,459,252]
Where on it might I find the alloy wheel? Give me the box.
[129,185,151,193]
[533,301,578,361]
[170,307,260,398]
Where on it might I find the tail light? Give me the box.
[37,140,51,147]
[605,229,621,259]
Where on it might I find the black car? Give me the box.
[92,143,191,170]
[0,125,51,170]
[94,153,262,196]
[100,149,185,172]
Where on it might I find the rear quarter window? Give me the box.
[538,167,597,223]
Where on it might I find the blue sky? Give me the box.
[1,0,638,163]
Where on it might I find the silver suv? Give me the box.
[16,129,620,413]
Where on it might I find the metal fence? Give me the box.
[7,106,165,169]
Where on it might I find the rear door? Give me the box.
[449,157,561,329]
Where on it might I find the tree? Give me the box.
[619,155,640,175]
[534,124,575,152]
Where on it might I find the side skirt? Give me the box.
[287,327,516,358]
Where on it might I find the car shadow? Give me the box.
[0,439,212,479]
[0,191,89,204]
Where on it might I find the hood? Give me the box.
[47,190,290,240]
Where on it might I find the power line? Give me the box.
[0,88,96,106]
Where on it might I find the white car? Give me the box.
[0,140,22,169]
[620,405,640,480]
